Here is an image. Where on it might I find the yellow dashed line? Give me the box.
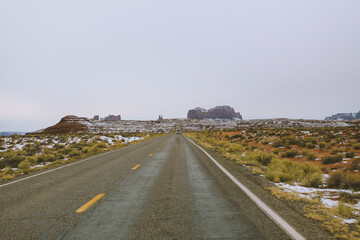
[76,194,106,213]
[149,153,153,157]
[156,148,160,150]
[132,164,141,170]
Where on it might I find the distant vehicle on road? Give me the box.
[176,129,181,134]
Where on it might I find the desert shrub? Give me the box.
[326,170,360,190]
[61,148,73,155]
[330,148,340,155]
[54,143,65,150]
[27,156,38,165]
[280,150,299,158]
[272,149,280,155]
[351,159,360,170]
[24,145,38,156]
[0,160,5,169]
[296,140,306,148]
[255,153,274,166]
[37,155,46,163]
[301,150,309,156]
[354,133,360,141]
[56,153,65,160]
[306,153,317,161]
[226,144,244,154]
[265,171,294,183]
[4,167,14,175]
[273,141,284,148]
[96,142,107,148]
[301,172,322,187]
[3,153,25,168]
[353,143,360,150]
[345,152,355,158]
[37,154,55,164]
[306,143,316,149]
[337,203,353,219]
[68,149,80,157]
[1,174,14,180]
[18,160,31,174]
[230,134,243,140]
[319,143,326,149]
[305,137,317,145]
[46,154,56,162]
[339,192,360,204]
[322,155,343,165]
[264,159,322,187]
[300,163,323,187]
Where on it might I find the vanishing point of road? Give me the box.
[0,134,311,239]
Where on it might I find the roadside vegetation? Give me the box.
[0,132,157,180]
[185,127,360,239]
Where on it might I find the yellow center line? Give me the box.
[76,193,106,213]
[156,147,160,150]
[149,153,153,157]
[132,164,141,170]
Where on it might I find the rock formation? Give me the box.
[325,111,360,120]
[104,115,121,121]
[41,115,89,134]
[187,106,242,120]
[356,111,360,119]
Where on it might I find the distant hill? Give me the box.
[325,111,360,120]
[0,132,27,137]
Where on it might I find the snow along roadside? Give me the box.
[185,135,306,240]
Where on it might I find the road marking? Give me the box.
[156,148,160,150]
[0,136,162,189]
[149,153,153,157]
[132,164,141,170]
[186,136,306,240]
[0,151,121,189]
[76,194,105,213]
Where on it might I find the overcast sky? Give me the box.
[1,1,360,132]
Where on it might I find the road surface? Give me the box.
[0,134,298,239]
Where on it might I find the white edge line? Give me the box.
[0,138,147,189]
[185,136,306,240]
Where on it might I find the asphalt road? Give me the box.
[0,134,294,239]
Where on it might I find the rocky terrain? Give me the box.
[35,115,360,134]
[187,106,242,119]
[325,111,360,120]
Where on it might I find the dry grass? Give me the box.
[0,174,14,180]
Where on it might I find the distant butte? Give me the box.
[41,115,89,134]
[187,106,242,120]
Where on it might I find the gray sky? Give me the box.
[1,1,360,132]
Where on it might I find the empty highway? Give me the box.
[0,134,327,239]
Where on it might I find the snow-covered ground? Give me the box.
[0,134,145,164]
[275,180,360,224]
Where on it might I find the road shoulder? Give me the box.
[186,136,331,240]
